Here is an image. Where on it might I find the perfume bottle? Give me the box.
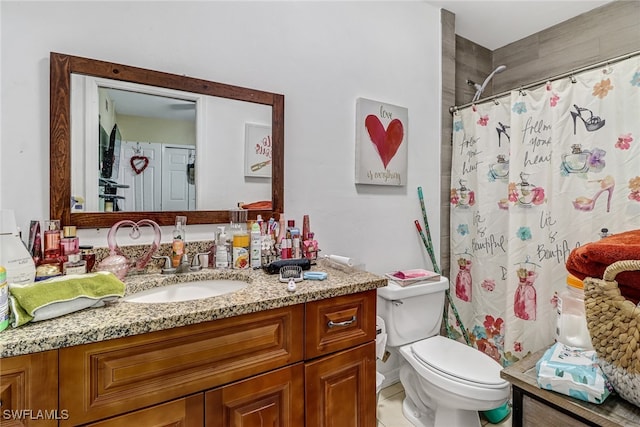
[43,220,62,259]
[60,225,79,256]
[489,154,510,179]
[561,144,590,173]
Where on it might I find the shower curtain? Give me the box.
[449,54,640,366]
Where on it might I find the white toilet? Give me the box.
[377,277,510,427]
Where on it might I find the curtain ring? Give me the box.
[519,87,527,96]
[493,98,500,105]
[570,74,577,84]
[453,106,459,116]
[602,63,613,75]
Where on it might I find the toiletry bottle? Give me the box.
[208,235,217,269]
[27,220,42,265]
[43,219,62,260]
[250,221,261,268]
[302,215,310,241]
[215,227,229,269]
[63,253,87,275]
[281,229,292,259]
[171,216,187,268]
[60,225,79,256]
[80,245,96,273]
[304,232,319,260]
[287,220,301,259]
[0,266,8,332]
[232,227,250,269]
[0,210,37,285]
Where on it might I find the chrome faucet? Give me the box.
[152,252,210,274]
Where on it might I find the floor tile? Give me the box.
[377,382,512,427]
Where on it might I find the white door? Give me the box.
[120,141,162,211]
[161,145,195,211]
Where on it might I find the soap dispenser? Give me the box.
[215,226,229,269]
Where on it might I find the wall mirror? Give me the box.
[50,52,284,228]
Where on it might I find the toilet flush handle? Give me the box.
[328,316,356,328]
[392,300,403,306]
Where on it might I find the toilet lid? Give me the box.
[411,336,506,386]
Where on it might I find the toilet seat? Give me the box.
[410,335,508,389]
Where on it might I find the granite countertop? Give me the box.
[0,260,387,358]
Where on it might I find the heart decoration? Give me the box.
[98,219,162,279]
[130,155,150,175]
[365,115,404,169]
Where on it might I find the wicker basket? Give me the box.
[584,259,640,407]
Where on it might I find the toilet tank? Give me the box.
[377,277,449,347]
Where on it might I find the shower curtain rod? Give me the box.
[449,49,640,114]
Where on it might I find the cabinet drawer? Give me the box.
[305,290,376,359]
[60,304,304,426]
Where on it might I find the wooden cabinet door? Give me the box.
[0,350,58,427]
[85,394,203,427]
[205,363,304,427]
[305,342,376,427]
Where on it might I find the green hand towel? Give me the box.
[9,271,125,326]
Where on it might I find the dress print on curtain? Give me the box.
[450,55,640,367]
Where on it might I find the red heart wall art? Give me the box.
[365,115,404,169]
[130,155,149,175]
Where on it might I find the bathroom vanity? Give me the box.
[0,265,386,426]
[501,347,640,426]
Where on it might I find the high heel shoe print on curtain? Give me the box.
[573,175,615,212]
[571,104,605,135]
[514,267,538,321]
[496,122,510,147]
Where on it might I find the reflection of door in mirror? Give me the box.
[119,142,196,211]
[162,145,196,211]
[76,76,199,213]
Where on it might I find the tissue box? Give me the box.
[536,342,612,404]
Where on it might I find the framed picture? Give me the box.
[355,98,408,186]
[244,123,272,178]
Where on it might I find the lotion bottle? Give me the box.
[250,221,261,268]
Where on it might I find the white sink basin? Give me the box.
[123,279,248,303]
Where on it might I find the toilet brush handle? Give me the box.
[328,316,356,328]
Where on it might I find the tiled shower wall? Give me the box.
[439,0,640,278]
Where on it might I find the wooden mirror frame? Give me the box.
[50,52,284,228]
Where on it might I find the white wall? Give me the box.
[0,1,442,276]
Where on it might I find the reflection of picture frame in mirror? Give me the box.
[244,123,272,178]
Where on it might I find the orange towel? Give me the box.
[566,229,640,304]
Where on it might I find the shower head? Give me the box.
[472,65,507,102]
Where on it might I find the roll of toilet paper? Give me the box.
[376,316,387,360]
[327,254,354,267]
